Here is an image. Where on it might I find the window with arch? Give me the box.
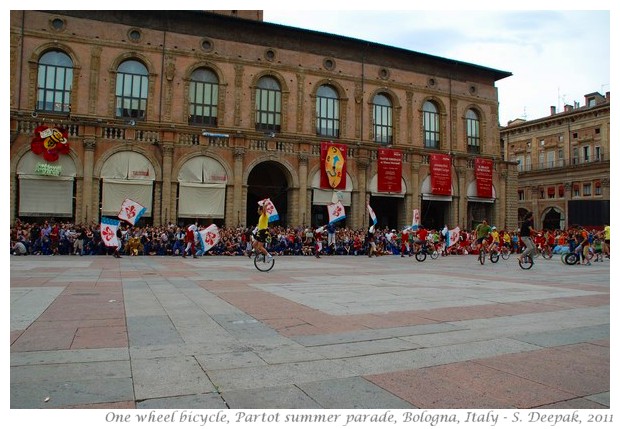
[188,68,219,126]
[316,84,340,138]
[115,60,148,119]
[423,100,440,149]
[255,76,281,132]
[36,50,73,114]
[372,93,393,145]
[466,109,481,154]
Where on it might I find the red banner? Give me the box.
[475,158,493,198]
[377,148,402,193]
[430,153,452,195]
[320,142,347,190]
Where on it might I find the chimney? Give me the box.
[550,106,556,115]
[564,104,573,113]
[606,91,610,101]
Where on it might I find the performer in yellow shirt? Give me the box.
[489,226,500,253]
[252,200,273,261]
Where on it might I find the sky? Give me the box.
[262,8,611,127]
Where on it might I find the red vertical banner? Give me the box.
[430,153,452,195]
[320,142,347,190]
[377,148,402,193]
[475,157,493,198]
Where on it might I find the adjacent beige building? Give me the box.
[10,10,518,230]
[501,92,610,229]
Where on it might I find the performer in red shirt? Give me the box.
[183,224,197,258]
[314,226,325,258]
[400,228,411,257]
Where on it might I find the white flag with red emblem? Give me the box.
[411,208,421,231]
[197,224,221,252]
[259,198,279,222]
[447,226,461,248]
[327,201,346,224]
[100,217,120,247]
[118,198,147,226]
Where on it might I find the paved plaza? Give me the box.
[10,253,610,410]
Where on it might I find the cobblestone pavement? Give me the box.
[10,253,609,412]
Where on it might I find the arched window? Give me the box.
[115,60,148,119]
[423,101,440,149]
[189,68,219,126]
[373,93,392,145]
[466,109,480,154]
[316,85,339,138]
[36,50,73,114]
[255,76,281,132]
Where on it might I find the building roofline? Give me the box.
[41,10,512,82]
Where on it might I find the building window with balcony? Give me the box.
[255,76,281,132]
[559,185,565,198]
[547,186,555,199]
[316,85,340,138]
[36,50,73,114]
[372,93,393,145]
[423,101,440,148]
[538,151,545,169]
[546,151,555,168]
[573,184,580,197]
[583,146,590,163]
[572,147,579,165]
[595,181,602,196]
[188,68,219,126]
[115,60,148,119]
[466,109,481,154]
[594,146,602,161]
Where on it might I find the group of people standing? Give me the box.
[10,212,610,264]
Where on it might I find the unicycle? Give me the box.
[518,254,534,270]
[489,250,500,263]
[254,253,275,272]
[478,249,486,265]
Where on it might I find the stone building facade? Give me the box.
[10,10,517,230]
[501,92,610,229]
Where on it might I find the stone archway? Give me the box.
[246,161,290,227]
[542,207,563,230]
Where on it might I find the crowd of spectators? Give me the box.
[10,219,609,261]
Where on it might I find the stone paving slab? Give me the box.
[9,254,610,412]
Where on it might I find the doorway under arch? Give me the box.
[542,207,563,230]
[246,161,290,227]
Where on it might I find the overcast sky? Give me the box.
[263,8,611,127]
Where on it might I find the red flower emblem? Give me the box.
[31,125,70,162]
[102,226,115,242]
[204,231,217,246]
[125,205,137,219]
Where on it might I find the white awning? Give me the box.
[311,171,353,206]
[177,156,228,218]
[17,152,76,217]
[102,179,153,216]
[101,151,155,180]
[178,183,226,218]
[100,152,155,216]
[19,175,74,217]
